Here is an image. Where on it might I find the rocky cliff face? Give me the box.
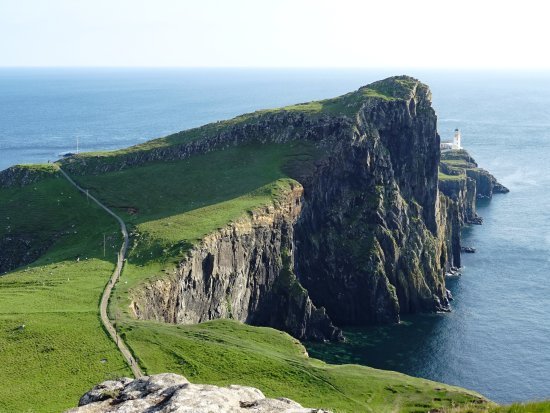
[294,81,452,325]
[130,184,342,341]
[67,373,331,413]
[438,150,509,269]
[127,76,508,339]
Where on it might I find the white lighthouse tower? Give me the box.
[453,128,462,149]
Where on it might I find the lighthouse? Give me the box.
[453,128,462,149]
[440,128,463,151]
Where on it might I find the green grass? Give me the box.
[8,163,58,174]
[440,401,550,413]
[494,403,550,413]
[441,159,473,168]
[439,171,466,181]
[76,142,310,226]
[362,76,419,100]
[0,176,131,412]
[439,149,479,183]
[120,319,488,413]
[275,86,398,116]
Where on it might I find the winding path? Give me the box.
[59,168,143,378]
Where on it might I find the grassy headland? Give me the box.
[0,78,539,412]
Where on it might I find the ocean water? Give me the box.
[1,69,549,403]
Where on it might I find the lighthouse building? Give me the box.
[441,129,462,151]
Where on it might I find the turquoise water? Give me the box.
[1,69,549,403]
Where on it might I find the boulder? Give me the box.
[66,373,331,413]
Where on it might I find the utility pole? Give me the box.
[86,189,89,203]
[76,137,79,154]
[103,234,106,257]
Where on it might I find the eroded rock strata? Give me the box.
[130,184,343,341]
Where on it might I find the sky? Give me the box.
[1,0,549,69]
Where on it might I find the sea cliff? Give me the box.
[130,183,342,341]
[0,76,508,341]
[121,76,507,338]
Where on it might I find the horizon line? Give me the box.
[1,66,550,72]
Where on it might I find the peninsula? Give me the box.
[1,76,533,413]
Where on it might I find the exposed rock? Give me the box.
[295,83,452,325]
[0,233,56,275]
[130,184,342,341]
[0,164,58,188]
[438,149,507,270]
[461,246,476,253]
[66,373,331,413]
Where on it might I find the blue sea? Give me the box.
[1,68,549,403]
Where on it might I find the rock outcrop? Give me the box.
[66,373,330,413]
[0,164,58,188]
[0,233,55,275]
[130,184,342,341]
[438,149,508,269]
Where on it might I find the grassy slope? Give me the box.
[0,174,131,412]
[59,76,408,168]
[120,319,486,413]
[439,149,479,182]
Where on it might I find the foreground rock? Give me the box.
[66,373,330,413]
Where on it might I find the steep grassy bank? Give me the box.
[119,319,487,413]
[74,141,318,320]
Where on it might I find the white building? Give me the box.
[441,129,462,151]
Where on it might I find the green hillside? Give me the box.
[0,174,131,412]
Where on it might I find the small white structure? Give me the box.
[441,128,462,151]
